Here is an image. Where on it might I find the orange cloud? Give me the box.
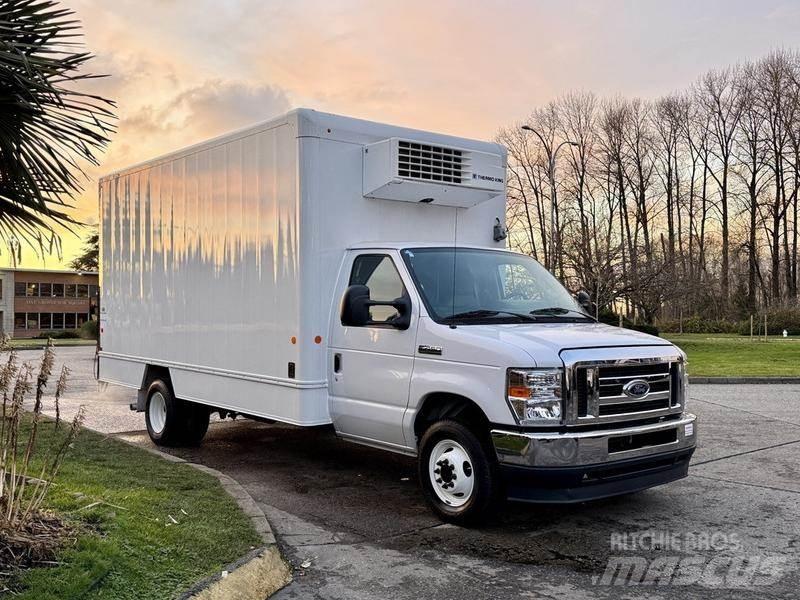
[22,0,800,269]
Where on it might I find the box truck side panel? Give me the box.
[100,120,330,425]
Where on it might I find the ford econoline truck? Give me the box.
[98,109,696,523]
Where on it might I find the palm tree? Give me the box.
[0,0,114,259]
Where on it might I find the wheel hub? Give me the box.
[435,458,457,487]
[428,439,475,507]
[149,391,167,435]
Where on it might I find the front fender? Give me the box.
[403,357,514,449]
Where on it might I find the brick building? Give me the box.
[0,268,99,338]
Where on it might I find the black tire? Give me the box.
[145,379,185,446]
[182,402,210,446]
[418,419,502,525]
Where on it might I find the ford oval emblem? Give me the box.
[623,379,650,399]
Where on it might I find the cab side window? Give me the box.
[349,255,407,324]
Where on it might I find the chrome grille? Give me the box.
[596,362,671,417]
[561,347,686,426]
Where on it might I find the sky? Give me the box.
[22,0,800,269]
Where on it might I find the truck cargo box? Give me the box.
[98,109,507,425]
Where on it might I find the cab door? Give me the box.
[328,250,419,450]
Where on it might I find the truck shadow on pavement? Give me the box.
[129,418,686,575]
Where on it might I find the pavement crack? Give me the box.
[362,522,450,545]
[692,437,800,466]
[282,523,446,549]
[689,397,800,428]
[693,473,800,495]
[288,540,349,548]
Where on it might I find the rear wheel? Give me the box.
[145,380,183,446]
[144,380,209,447]
[418,419,502,525]
[182,402,210,446]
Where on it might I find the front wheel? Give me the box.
[418,420,502,525]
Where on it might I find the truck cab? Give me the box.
[329,243,696,523]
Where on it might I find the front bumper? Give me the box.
[491,413,697,503]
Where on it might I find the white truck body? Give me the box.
[99,109,696,521]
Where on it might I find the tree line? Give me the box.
[498,49,800,324]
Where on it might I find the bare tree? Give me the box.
[498,49,800,324]
[695,67,744,305]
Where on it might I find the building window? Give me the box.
[89,285,99,297]
[14,313,26,329]
[77,284,89,298]
[65,313,76,329]
[26,283,39,297]
[77,313,89,326]
[51,313,64,329]
[26,313,38,329]
[40,313,52,329]
[40,283,52,297]
[65,284,77,298]
[15,282,27,297]
[52,283,64,297]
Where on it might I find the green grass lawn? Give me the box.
[9,338,96,349]
[664,333,800,377]
[6,422,261,599]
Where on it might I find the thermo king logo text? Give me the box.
[472,173,504,184]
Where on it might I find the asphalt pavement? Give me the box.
[18,346,800,599]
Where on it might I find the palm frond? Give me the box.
[0,0,115,249]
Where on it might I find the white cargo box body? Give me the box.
[99,109,507,426]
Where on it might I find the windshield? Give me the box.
[400,247,588,324]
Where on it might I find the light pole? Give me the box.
[521,125,578,276]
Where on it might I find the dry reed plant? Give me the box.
[0,338,84,532]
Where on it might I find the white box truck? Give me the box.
[99,109,696,523]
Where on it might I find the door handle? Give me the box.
[333,353,342,373]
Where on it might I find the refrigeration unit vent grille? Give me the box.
[397,140,464,184]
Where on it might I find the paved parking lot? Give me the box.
[23,346,800,599]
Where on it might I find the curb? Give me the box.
[11,341,97,351]
[689,377,800,384]
[116,442,292,598]
[180,546,290,600]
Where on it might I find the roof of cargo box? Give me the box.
[293,109,506,155]
[99,108,506,181]
[347,241,515,252]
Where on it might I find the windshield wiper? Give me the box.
[530,307,596,321]
[444,309,538,322]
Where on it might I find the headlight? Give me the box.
[507,368,563,424]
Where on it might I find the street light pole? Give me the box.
[521,126,578,276]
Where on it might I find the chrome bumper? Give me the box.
[492,414,697,468]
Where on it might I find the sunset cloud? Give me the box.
[18,0,800,268]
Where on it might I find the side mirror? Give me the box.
[575,290,592,311]
[341,284,371,327]
[340,284,412,330]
